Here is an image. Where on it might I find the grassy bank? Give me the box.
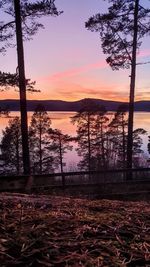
[0,193,149,266]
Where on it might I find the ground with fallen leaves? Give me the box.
[0,193,149,266]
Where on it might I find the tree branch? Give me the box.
[0,20,15,31]
[115,32,132,61]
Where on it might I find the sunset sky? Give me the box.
[1,0,150,101]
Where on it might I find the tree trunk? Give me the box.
[14,0,30,175]
[59,135,63,174]
[100,123,105,168]
[121,115,126,168]
[87,113,91,179]
[127,0,139,176]
[59,134,65,188]
[39,122,42,174]
[16,132,20,175]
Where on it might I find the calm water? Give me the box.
[0,111,150,170]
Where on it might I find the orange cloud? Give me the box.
[1,79,148,102]
[47,80,129,101]
[0,90,19,100]
[136,90,150,100]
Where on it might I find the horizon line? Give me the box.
[0,98,150,102]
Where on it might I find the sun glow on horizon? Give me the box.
[0,87,150,102]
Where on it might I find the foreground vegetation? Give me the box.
[0,194,149,266]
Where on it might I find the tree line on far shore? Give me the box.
[0,100,149,176]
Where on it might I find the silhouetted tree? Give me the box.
[132,128,147,167]
[71,99,105,172]
[86,0,150,170]
[1,117,22,174]
[0,0,62,51]
[0,0,62,175]
[0,71,37,92]
[29,105,53,174]
[72,100,147,172]
[148,136,150,154]
[0,106,10,117]
[49,129,73,173]
[108,105,128,168]
[92,107,109,169]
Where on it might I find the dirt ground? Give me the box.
[0,193,149,266]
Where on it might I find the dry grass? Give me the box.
[0,193,149,266]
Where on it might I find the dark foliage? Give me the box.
[86,0,150,170]
[0,71,38,92]
[29,104,53,174]
[0,0,62,52]
[1,117,22,174]
[71,100,147,171]
[49,128,73,173]
[85,0,150,70]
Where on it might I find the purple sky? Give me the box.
[1,0,150,101]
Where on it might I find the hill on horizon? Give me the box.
[0,98,150,112]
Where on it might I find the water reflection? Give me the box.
[0,111,149,170]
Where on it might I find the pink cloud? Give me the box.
[45,60,107,81]
[41,48,150,84]
[138,48,150,58]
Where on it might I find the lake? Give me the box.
[0,111,150,170]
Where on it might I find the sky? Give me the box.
[0,0,150,101]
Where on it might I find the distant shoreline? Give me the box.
[0,98,150,112]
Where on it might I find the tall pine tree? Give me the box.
[49,129,73,173]
[1,117,22,175]
[29,105,53,174]
[0,0,62,175]
[86,0,150,171]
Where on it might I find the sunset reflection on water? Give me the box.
[0,111,149,170]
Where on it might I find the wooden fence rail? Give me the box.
[0,167,150,191]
